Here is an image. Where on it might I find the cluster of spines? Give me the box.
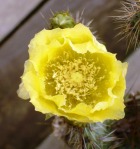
[114,0,140,51]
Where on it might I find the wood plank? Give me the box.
[36,134,70,149]
[0,1,50,149]
[0,0,44,41]
[0,0,132,148]
[126,48,140,93]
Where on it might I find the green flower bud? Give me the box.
[50,12,76,29]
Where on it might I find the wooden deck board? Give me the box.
[0,0,138,148]
[126,48,140,93]
[0,0,44,41]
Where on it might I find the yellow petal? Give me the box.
[91,102,109,113]
[30,96,59,114]
[47,95,66,107]
[62,23,93,43]
[17,83,29,100]
[22,61,41,97]
[89,62,127,122]
[69,40,96,54]
[65,103,92,116]
[89,98,125,122]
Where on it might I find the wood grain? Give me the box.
[0,0,43,41]
[36,134,70,149]
[0,0,135,148]
[126,48,140,93]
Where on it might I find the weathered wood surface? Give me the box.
[0,0,44,42]
[36,134,70,149]
[126,48,140,93]
[0,0,137,148]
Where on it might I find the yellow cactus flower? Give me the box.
[17,23,127,123]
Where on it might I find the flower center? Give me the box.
[71,72,83,83]
[45,54,104,105]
